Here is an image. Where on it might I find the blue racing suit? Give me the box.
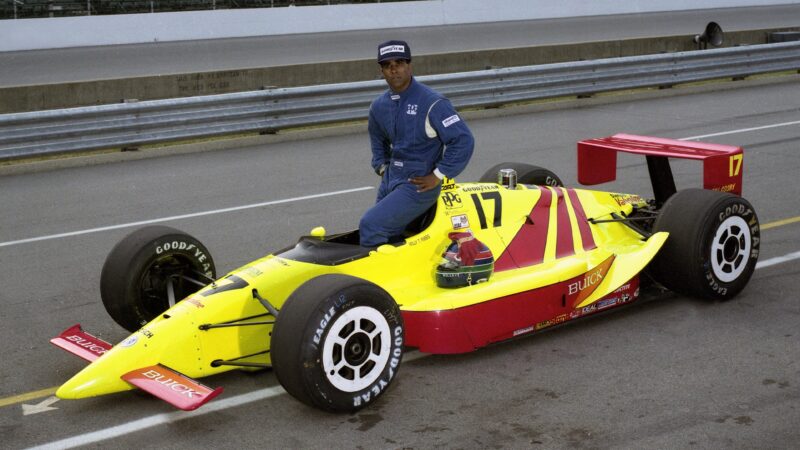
[359,77,474,247]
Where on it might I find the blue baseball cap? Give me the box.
[377,40,411,64]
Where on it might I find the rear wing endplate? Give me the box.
[577,134,743,204]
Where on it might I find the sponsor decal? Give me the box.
[63,335,109,356]
[407,104,418,115]
[597,297,618,309]
[140,369,205,398]
[120,335,139,348]
[568,270,604,296]
[461,184,499,193]
[139,328,154,338]
[567,255,615,307]
[442,114,461,127]
[612,283,630,294]
[441,177,457,191]
[441,191,462,209]
[713,183,737,193]
[380,44,405,55]
[513,326,535,337]
[570,304,598,319]
[610,193,646,206]
[407,234,431,246]
[535,315,567,331]
[451,214,469,229]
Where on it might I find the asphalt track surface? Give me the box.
[3,4,800,87]
[1,77,799,448]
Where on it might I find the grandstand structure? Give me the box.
[1,0,409,19]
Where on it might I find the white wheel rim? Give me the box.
[711,215,751,283]
[322,306,391,392]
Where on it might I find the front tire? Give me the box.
[100,226,216,331]
[648,189,759,300]
[271,275,404,413]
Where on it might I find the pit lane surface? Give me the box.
[1,77,799,448]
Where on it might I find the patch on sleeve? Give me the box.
[442,114,461,128]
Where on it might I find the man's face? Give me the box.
[380,59,412,93]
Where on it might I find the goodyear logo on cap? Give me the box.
[380,45,405,55]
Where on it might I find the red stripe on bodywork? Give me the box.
[567,189,597,251]
[403,283,564,354]
[494,186,551,271]
[403,274,641,354]
[554,188,575,258]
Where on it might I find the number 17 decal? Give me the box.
[729,154,743,177]
[470,192,502,229]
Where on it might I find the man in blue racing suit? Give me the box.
[359,40,475,247]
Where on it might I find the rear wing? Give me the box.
[577,134,743,205]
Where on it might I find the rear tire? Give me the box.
[648,189,759,300]
[479,162,563,186]
[100,226,216,331]
[271,274,403,413]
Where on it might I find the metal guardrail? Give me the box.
[1,41,799,162]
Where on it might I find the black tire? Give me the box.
[648,189,759,300]
[100,226,216,331]
[271,274,404,413]
[479,162,563,187]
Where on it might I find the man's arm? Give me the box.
[368,106,391,175]
[428,99,475,179]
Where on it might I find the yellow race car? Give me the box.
[51,134,760,413]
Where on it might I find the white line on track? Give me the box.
[755,250,800,269]
[680,120,800,141]
[0,186,373,249]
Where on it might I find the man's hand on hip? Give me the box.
[410,173,441,193]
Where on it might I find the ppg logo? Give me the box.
[442,192,461,208]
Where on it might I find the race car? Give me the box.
[50,134,760,413]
